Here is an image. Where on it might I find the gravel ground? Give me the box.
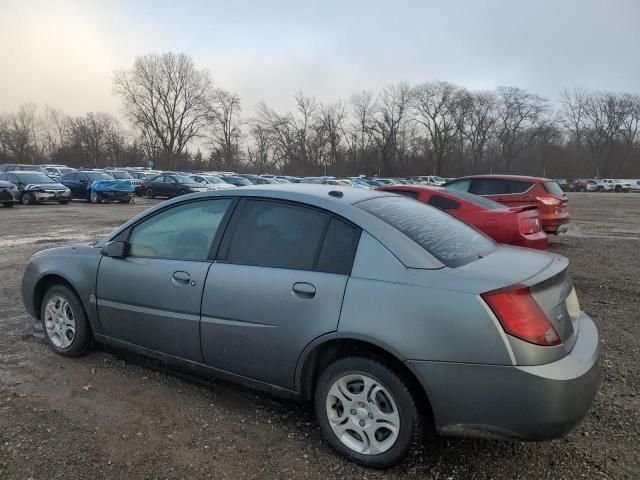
[0,193,638,479]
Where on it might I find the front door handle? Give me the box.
[172,271,191,285]
[292,282,316,299]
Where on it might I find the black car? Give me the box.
[0,179,20,207]
[61,170,133,203]
[0,164,52,176]
[0,171,72,205]
[218,175,253,187]
[144,174,208,198]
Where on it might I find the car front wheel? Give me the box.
[314,356,421,468]
[21,192,35,205]
[41,284,92,357]
[89,191,102,203]
[145,188,154,199]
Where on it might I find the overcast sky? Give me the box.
[1,0,638,117]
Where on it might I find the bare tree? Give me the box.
[459,91,497,173]
[68,112,116,168]
[344,90,376,173]
[411,81,464,175]
[0,104,39,163]
[318,100,346,175]
[113,52,213,169]
[209,89,243,170]
[371,83,411,175]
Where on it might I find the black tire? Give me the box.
[615,185,621,192]
[21,192,35,205]
[145,188,155,199]
[314,356,422,468]
[596,186,604,192]
[177,189,187,196]
[59,200,69,205]
[3,202,15,207]
[40,284,93,357]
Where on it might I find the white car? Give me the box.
[620,179,640,193]
[189,174,236,190]
[414,175,446,186]
[600,179,631,192]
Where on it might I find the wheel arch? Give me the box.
[296,335,434,425]
[33,274,83,321]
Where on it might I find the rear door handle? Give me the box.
[292,282,316,299]
[172,271,191,285]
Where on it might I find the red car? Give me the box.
[443,175,569,234]
[377,185,548,250]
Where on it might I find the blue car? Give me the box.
[61,170,134,203]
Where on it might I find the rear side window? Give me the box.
[427,195,461,210]
[316,218,361,274]
[470,179,532,195]
[542,181,564,196]
[441,188,504,210]
[224,200,328,270]
[445,179,471,192]
[358,197,496,267]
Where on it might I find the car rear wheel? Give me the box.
[3,202,15,207]
[314,356,421,468]
[41,284,92,357]
[177,189,187,196]
[21,192,35,205]
[145,188,154,199]
[59,200,69,205]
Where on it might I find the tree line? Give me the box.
[1,52,639,179]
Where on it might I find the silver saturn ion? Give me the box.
[21,185,600,468]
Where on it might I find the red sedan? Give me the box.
[377,185,548,250]
[442,175,569,234]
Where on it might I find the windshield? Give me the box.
[86,172,114,182]
[108,171,133,179]
[543,181,565,196]
[358,196,496,267]
[442,188,505,210]
[16,173,55,184]
[175,175,197,184]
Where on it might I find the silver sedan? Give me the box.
[21,185,600,468]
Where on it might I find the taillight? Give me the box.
[536,196,561,207]
[481,284,561,346]
[518,215,541,234]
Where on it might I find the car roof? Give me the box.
[449,174,551,183]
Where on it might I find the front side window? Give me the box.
[358,196,496,267]
[86,172,113,182]
[542,181,564,196]
[225,200,328,270]
[128,199,232,260]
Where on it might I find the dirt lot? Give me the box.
[0,193,638,480]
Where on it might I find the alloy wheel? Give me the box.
[325,373,400,455]
[43,295,76,349]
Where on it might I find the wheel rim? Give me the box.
[325,373,400,455]
[43,295,76,348]
[90,191,98,202]
[22,193,32,205]
[145,189,153,198]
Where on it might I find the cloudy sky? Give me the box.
[1,0,638,117]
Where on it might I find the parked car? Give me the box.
[22,185,600,468]
[218,175,253,187]
[60,170,134,203]
[377,185,548,250]
[43,165,75,180]
[621,179,640,193]
[143,174,208,198]
[104,169,145,196]
[444,175,569,234]
[188,174,236,190]
[0,179,20,207]
[566,179,590,192]
[594,179,613,192]
[600,179,631,193]
[584,179,598,192]
[0,171,72,205]
[0,163,53,176]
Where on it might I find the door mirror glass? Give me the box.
[101,241,128,258]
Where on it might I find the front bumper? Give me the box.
[407,313,600,441]
[32,191,72,202]
[0,188,20,203]
[100,191,132,200]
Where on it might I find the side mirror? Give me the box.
[101,241,128,259]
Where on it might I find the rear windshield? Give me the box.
[15,173,55,184]
[542,181,565,196]
[358,197,496,267]
[442,188,505,210]
[108,171,133,179]
[86,172,114,182]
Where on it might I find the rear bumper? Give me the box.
[407,313,600,441]
[514,231,548,250]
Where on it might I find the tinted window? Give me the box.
[108,171,133,179]
[542,181,564,196]
[204,176,224,184]
[129,199,232,260]
[175,175,197,184]
[445,179,471,192]
[316,218,360,274]
[441,188,504,210]
[358,197,496,267]
[387,189,419,199]
[86,172,113,182]
[225,200,328,270]
[470,179,532,195]
[427,195,461,210]
[62,172,77,182]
